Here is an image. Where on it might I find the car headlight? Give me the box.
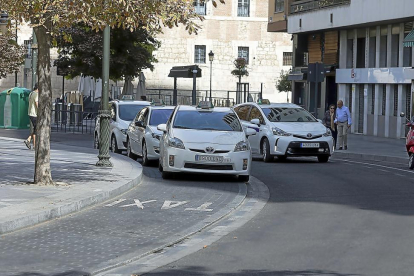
[234,141,250,152]
[168,137,185,149]
[120,129,127,135]
[152,133,161,141]
[323,128,332,137]
[272,127,292,136]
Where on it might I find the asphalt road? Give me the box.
[144,156,414,276]
[3,130,414,276]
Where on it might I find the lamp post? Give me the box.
[208,50,214,102]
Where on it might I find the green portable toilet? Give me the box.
[0,87,31,129]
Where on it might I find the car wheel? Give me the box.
[409,154,414,170]
[127,138,137,161]
[142,141,150,166]
[94,133,99,149]
[276,155,287,161]
[262,138,273,163]
[238,175,250,182]
[318,155,330,163]
[111,135,120,154]
[162,171,173,179]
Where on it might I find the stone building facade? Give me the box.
[143,0,292,103]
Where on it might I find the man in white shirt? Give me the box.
[334,100,352,150]
[24,83,38,150]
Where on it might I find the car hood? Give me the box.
[148,125,162,135]
[172,129,246,145]
[270,122,327,135]
[117,119,131,130]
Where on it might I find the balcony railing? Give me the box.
[290,0,350,14]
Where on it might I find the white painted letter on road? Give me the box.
[185,202,213,212]
[161,201,188,210]
[120,199,157,209]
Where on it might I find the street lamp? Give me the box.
[208,50,214,102]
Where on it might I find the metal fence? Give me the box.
[146,89,261,107]
[52,103,98,134]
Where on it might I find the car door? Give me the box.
[136,108,149,155]
[247,106,266,154]
[128,111,142,154]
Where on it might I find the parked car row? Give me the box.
[94,99,335,181]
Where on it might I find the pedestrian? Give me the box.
[334,100,352,150]
[24,83,38,150]
[322,104,337,149]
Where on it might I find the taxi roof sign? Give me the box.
[151,99,165,106]
[121,95,135,100]
[197,101,214,109]
[257,99,270,105]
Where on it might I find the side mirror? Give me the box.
[250,119,260,126]
[245,128,256,137]
[157,124,167,132]
[400,112,405,118]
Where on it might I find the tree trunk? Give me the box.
[33,24,54,186]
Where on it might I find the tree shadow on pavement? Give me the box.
[11,271,90,276]
[145,267,359,276]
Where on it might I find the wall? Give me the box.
[144,0,292,103]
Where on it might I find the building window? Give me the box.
[275,0,284,13]
[238,47,249,64]
[371,88,375,115]
[394,85,398,117]
[283,52,292,66]
[193,0,206,15]
[194,45,206,63]
[238,0,250,17]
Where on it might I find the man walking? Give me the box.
[334,100,352,150]
[24,83,38,150]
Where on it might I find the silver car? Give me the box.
[126,106,175,165]
[94,100,150,153]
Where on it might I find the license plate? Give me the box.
[301,143,319,148]
[195,155,223,162]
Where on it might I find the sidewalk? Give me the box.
[333,133,407,164]
[0,137,143,234]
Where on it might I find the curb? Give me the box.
[334,151,407,164]
[0,140,143,235]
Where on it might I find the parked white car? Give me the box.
[126,106,175,165]
[157,102,256,181]
[234,102,334,163]
[94,100,150,153]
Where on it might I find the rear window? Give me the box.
[149,109,174,126]
[173,110,242,131]
[262,107,316,122]
[119,105,148,121]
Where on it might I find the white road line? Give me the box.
[339,159,414,174]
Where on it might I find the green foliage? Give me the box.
[53,25,160,80]
[276,69,292,93]
[0,28,25,79]
[231,57,249,78]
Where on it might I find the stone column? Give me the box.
[373,26,381,136]
[385,84,391,137]
[397,23,405,138]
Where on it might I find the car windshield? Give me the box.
[262,107,317,122]
[119,105,147,121]
[149,109,174,126]
[173,110,242,131]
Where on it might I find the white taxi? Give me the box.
[126,105,174,165]
[157,102,256,181]
[234,101,334,163]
